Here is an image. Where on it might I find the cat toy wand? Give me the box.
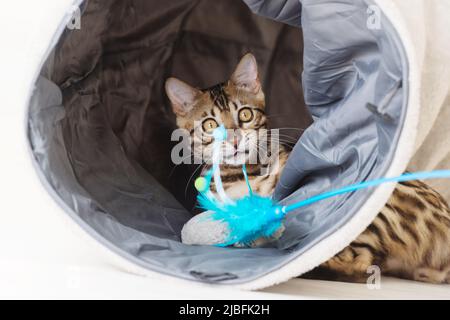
[182,126,450,247]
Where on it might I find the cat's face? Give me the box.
[166,54,267,165]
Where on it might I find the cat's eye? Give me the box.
[202,119,219,133]
[238,108,254,123]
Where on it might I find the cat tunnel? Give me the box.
[22,0,450,290]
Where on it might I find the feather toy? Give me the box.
[181,126,450,247]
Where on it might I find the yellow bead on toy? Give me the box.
[195,177,208,193]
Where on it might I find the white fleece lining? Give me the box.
[235,0,422,290]
[26,0,421,291]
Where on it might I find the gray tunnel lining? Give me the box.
[27,0,408,284]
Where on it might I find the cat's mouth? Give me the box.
[222,148,251,165]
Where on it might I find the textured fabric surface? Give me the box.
[47,0,309,219]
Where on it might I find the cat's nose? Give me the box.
[233,136,239,148]
[226,130,242,149]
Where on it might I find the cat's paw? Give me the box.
[413,267,447,284]
[232,238,271,248]
[271,225,286,240]
[233,242,249,248]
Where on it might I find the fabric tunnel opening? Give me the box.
[27,0,409,285]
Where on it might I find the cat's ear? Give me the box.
[165,78,201,116]
[231,53,261,94]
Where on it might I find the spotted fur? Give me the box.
[167,54,450,283]
[305,179,450,284]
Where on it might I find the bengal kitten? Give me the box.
[166,53,450,284]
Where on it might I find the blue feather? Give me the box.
[197,192,283,246]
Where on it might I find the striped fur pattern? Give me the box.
[307,179,450,284]
[166,54,450,283]
[166,54,288,201]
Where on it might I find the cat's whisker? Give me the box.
[278,142,296,149]
[183,156,213,199]
[275,126,306,130]
[263,114,291,120]
[256,135,298,146]
[168,153,198,178]
[184,167,203,199]
[267,134,299,142]
[275,139,298,146]
[266,131,302,137]
[274,131,302,136]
